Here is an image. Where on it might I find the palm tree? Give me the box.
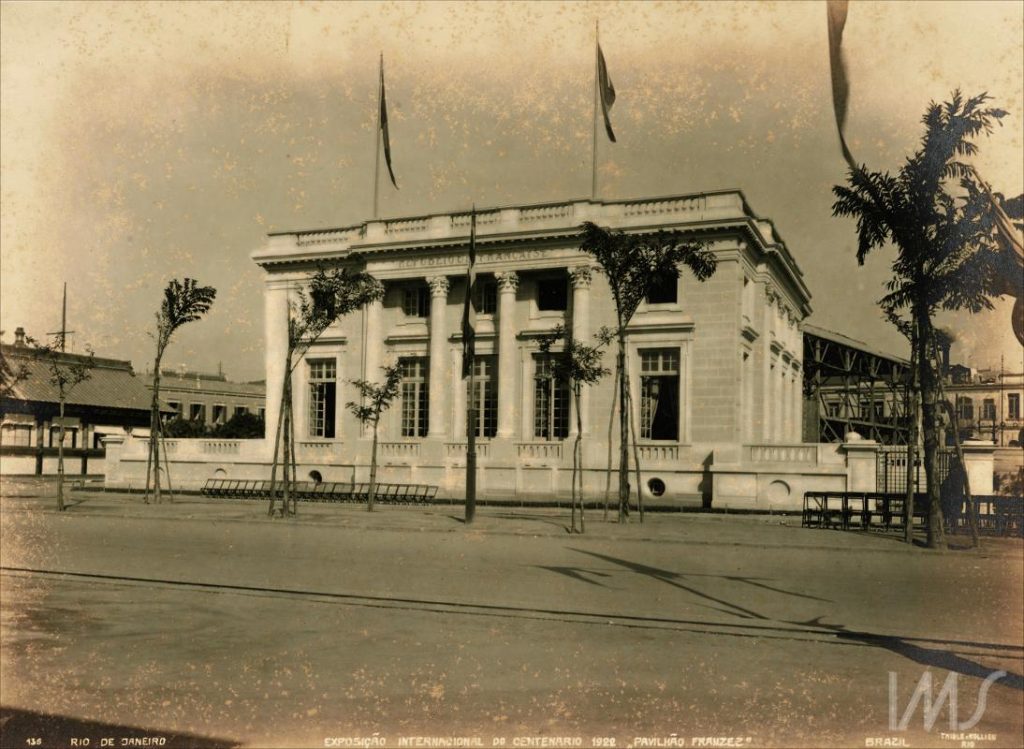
[578,222,716,522]
[146,279,217,504]
[832,91,1010,548]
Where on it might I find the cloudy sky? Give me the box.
[2,1,1021,381]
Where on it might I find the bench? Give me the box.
[200,478,438,506]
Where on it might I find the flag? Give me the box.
[597,43,617,143]
[379,58,398,189]
[461,207,477,377]
[826,0,856,171]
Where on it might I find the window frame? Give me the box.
[638,348,681,441]
[307,358,337,439]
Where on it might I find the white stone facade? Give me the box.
[246,191,817,508]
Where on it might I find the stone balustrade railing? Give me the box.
[260,191,755,261]
[638,444,680,462]
[445,442,490,459]
[380,442,421,459]
[516,442,563,460]
[747,444,818,465]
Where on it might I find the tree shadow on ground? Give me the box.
[789,616,1024,692]
[0,706,240,748]
[568,548,771,620]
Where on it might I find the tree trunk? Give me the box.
[57,394,66,512]
[904,324,918,545]
[368,420,379,512]
[282,372,293,517]
[603,357,620,522]
[148,348,165,504]
[625,380,644,523]
[617,327,630,522]
[288,393,298,516]
[266,357,289,517]
[574,385,585,534]
[915,309,945,548]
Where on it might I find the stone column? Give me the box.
[364,296,384,380]
[495,271,519,439]
[263,279,291,453]
[569,266,592,436]
[791,365,802,442]
[427,276,450,438]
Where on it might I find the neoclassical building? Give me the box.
[249,191,814,507]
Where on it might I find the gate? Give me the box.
[876,446,954,493]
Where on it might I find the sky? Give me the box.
[2,0,1022,382]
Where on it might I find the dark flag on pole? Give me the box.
[597,43,617,143]
[826,0,856,171]
[461,207,477,377]
[379,59,398,189]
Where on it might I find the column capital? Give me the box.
[495,271,519,294]
[569,265,593,289]
[428,276,450,298]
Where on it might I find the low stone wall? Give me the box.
[101,434,998,512]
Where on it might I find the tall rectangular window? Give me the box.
[399,357,429,437]
[234,406,248,418]
[645,270,678,304]
[536,278,568,311]
[468,356,498,438]
[475,279,497,315]
[402,286,430,318]
[956,396,974,420]
[639,349,680,441]
[308,359,337,438]
[982,398,996,420]
[189,403,206,422]
[212,404,227,425]
[1009,393,1021,419]
[533,355,569,440]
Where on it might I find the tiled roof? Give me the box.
[1,345,155,412]
[144,373,265,397]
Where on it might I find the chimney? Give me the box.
[14,327,25,347]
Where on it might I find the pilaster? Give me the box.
[496,271,519,439]
[427,276,450,438]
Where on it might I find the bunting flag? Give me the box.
[461,208,477,377]
[826,0,856,171]
[379,58,398,189]
[597,42,617,143]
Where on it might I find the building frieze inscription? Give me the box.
[370,247,581,273]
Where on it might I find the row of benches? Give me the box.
[201,479,438,504]
[802,491,1024,536]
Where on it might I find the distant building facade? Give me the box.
[0,330,157,475]
[946,368,1024,447]
[145,369,265,427]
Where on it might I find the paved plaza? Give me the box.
[0,482,1022,748]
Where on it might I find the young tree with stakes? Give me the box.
[832,91,1011,548]
[578,222,716,522]
[267,266,383,518]
[347,364,402,512]
[538,326,609,533]
[146,279,217,504]
[28,335,94,511]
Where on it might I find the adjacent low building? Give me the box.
[0,330,159,476]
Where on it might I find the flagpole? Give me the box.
[373,53,383,220]
[591,20,600,200]
[465,206,477,524]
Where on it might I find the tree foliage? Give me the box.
[578,222,716,521]
[268,265,384,518]
[147,278,217,503]
[538,325,610,533]
[831,90,1010,547]
[346,364,402,513]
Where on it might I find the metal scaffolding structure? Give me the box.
[802,325,911,445]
